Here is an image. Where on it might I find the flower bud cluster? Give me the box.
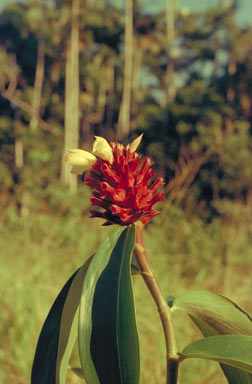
[65,135,164,226]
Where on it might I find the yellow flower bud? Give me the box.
[92,136,113,164]
[65,149,97,174]
[129,133,143,153]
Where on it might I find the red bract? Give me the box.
[85,142,164,226]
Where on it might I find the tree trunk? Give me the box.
[15,137,24,169]
[132,0,141,97]
[103,58,115,139]
[117,0,134,140]
[132,34,142,97]
[62,0,80,194]
[30,39,45,131]
[165,0,177,103]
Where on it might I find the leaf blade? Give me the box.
[78,229,123,384]
[31,257,92,384]
[79,225,140,384]
[172,289,252,383]
[172,289,252,336]
[180,335,252,374]
[56,257,92,384]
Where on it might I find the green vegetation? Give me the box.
[1,205,251,383]
[0,0,252,382]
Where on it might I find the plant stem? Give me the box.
[134,222,179,384]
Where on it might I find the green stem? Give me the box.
[134,222,179,384]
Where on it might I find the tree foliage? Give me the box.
[0,0,251,221]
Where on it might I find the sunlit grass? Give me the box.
[1,207,251,383]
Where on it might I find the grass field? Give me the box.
[1,204,251,384]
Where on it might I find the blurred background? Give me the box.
[0,0,252,383]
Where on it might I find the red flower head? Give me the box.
[65,135,164,226]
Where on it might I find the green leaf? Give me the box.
[131,253,141,275]
[69,367,85,379]
[190,316,252,384]
[180,335,252,374]
[78,225,140,384]
[172,289,252,336]
[172,290,252,383]
[31,257,92,384]
[221,365,252,384]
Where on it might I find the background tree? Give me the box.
[63,0,80,194]
[117,0,134,139]
[0,0,251,216]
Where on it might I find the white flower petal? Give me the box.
[70,166,89,175]
[92,136,113,164]
[129,133,143,153]
[68,149,92,155]
[65,149,97,167]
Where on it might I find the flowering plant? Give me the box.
[32,135,252,384]
[65,135,164,226]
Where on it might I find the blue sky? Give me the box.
[0,0,252,26]
[139,0,252,26]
